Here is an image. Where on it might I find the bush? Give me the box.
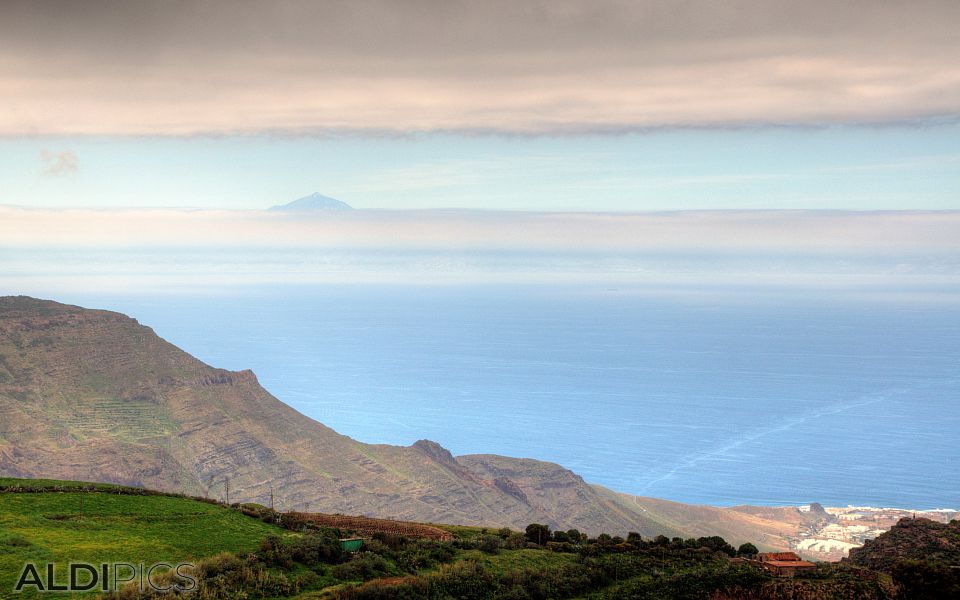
[393,539,456,572]
[258,534,293,568]
[113,552,312,600]
[478,534,502,554]
[333,553,391,582]
[290,529,344,565]
[503,532,527,550]
[371,531,407,550]
[545,541,574,553]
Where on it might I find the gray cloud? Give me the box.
[39,150,78,176]
[2,1,959,135]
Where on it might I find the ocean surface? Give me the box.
[55,283,960,509]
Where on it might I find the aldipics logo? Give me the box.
[13,562,197,594]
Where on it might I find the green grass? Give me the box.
[0,488,290,599]
[459,548,579,575]
[434,523,500,540]
[0,477,132,491]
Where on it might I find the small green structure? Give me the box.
[339,538,364,552]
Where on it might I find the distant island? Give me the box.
[269,192,353,211]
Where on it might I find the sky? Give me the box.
[0,0,958,211]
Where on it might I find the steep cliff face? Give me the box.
[0,296,674,535]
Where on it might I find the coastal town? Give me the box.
[792,505,959,561]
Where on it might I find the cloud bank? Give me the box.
[2,1,959,136]
[2,208,958,294]
[1,207,958,253]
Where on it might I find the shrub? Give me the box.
[478,534,502,554]
[258,534,293,568]
[545,541,574,553]
[112,552,312,600]
[503,532,527,550]
[289,529,344,565]
[333,553,391,582]
[393,539,456,572]
[371,531,407,550]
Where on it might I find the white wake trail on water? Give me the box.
[634,391,900,495]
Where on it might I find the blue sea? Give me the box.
[56,283,960,509]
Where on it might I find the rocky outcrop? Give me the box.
[846,517,960,572]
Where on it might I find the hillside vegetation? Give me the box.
[846,517,960,598]
[1,478,900,600]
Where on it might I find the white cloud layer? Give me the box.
[2,1,958,135]
[2,209,958,295]
[1,206,957,253]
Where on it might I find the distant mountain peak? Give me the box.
[268,192,352,211]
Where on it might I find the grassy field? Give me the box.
[0,481,289,599]
[460,547,578,574]
[0,477,133,491]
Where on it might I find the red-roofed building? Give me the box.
[756,552,817,577]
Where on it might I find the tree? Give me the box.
[737,542,759,557]
[567,529,584,544]
[525,523,551,545]
[552,530,570,543]
[697,536,737,556]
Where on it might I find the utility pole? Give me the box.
[269,484,274,511]
[224,477,231,506]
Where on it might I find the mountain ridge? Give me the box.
[0,295,857,556]
[0,296,670,536]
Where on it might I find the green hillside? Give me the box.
[1,478,898,600]
[0,478,288,600]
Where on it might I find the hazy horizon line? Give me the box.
[4,204,960,215]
